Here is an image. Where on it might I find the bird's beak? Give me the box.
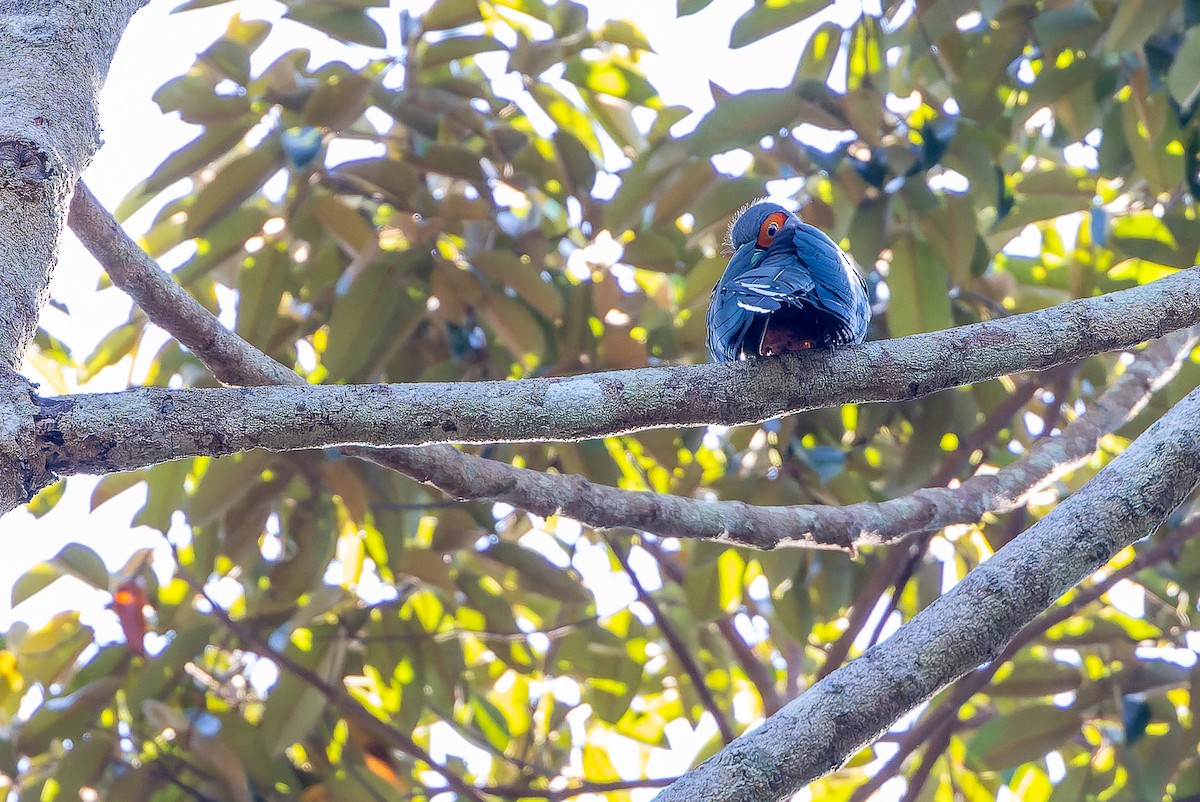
[727,241,761,272]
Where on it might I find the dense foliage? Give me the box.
[9,0,1200,799]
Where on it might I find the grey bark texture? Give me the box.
[23,268,1200,461]
[0,0,148,369]
[0,0,148,512]
[655,382,1200,802]
[62,185,1200,551]
[360,326,1196,549]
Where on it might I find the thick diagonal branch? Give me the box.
[654,382,1200,801]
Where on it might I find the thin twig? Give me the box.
[173,567,488,802]
[645,539,787,714]
[604,534,737,743]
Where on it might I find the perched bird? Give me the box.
[706,201,870,362]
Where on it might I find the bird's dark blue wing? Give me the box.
[755,223,870,344]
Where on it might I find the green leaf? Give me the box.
[90,471,146,511]
[564,58,661,108]
[202,17,273,84]
[81,324,141,381]
[715,549,745,614]
[686,88,840,156]
[990,659,1082,697]
[472,250,565,323]
[322,257,423,380]
[794,21,843,82]
[553,129,598,195]
[683,558,723,622]
[331,157,420,204]
[310,195,377,256]
[235,245,290,347]
[483,541,591,603]
[677,0,715,15]
[596,19,654,52]
[1167,27,1200,111]
[469,694,512,751]
[173,206,271,286]
[17,612,95,688]
[50,544,111,590]
[116,118,255,222]
[419,35,506,69]
[11,564,60,607]
[25,480,65,519]
[300,66,374,130]
[153,75,251,124]
[185,138,283,236]
[1031,5,1102,53]
[966,704,1083,770]
[1100,0,1180,54]
[887,233,953,337]
[422,0,483,30]
[284,3,387,48]
[730,0,832,48]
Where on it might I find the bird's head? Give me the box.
[724,201,798,274]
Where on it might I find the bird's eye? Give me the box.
[756,211,788,249]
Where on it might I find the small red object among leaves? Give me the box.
[112,580,148,657]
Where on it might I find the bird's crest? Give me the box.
[723,196,771,255]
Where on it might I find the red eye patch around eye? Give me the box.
[757,211,788,249]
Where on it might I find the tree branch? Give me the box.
[28,269,1200,462]
[654,384,1200,801]
[62,183,1198,553]
[0,3,148,511]
[67,182,302,388]
[606,535,737,743]
[361,324,1195,551]
[845,515,1200,802]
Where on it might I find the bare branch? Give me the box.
[28,269,1200,460]
[606,535,737,743]
[653,384,1200,801]
[65,183,1199,553]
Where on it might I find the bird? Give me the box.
[706,201,871,362]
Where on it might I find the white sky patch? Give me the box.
[928,168,969,193]
[1004,224,1043,258]
[326,136,384,167]
[1138,645,1197,668]
[1063,141,1099,171]
[427,721,494,780]
[711,148,754,177]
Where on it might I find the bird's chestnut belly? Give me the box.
[759,307,845,355]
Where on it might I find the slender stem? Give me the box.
[605,534,737,743]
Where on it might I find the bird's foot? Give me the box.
[761,338,814,356]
